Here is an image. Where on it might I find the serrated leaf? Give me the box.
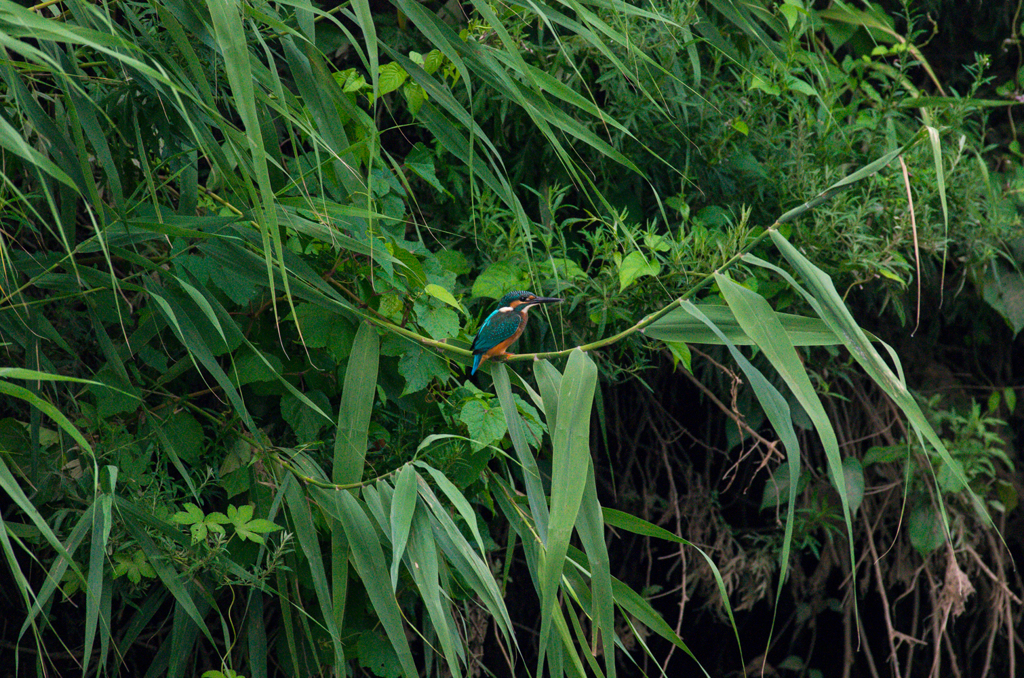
[418,306,459,341]
[436,250,470,275]
[539,257,587,282]
[291,304,338,349]
[228,504,253,523]
[379,293,404,320]
[423,49,444,75]
[458,399,507,451]
[398,344,447,394]
[172,503,204,525]
[230,351,283,386]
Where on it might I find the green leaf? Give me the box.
[458,399,507,450]
[472,262,527,299]
[617,251,661,291]
[378,62,409,96]
[228,504,282,544]
[417,306,460,340]
[160,411,205,464]
[403,82,428,115]
[397,344,447,394]
[908,503,945,555]
[664,341,692,372]
[646,305,844,346]
[760,463,807,511]
[172,503,205,526]
[538,349,597,672]
[981,263,1024,336]
[758,231,979,523]
[936,457,967,493]
[405,144,444,193]
[841,457,865,514]
[389,466,419,588]
[423,283,465,314]
[230,351,284,386]
[313,487,418,678]
[492,364,550,540]
[281,390,332,443]
[357,629,404,678]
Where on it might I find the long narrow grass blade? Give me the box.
[335,322,380,484]
[535,360,563,433]
[537,349,597,674]
[82,481,114,675]
[493,363,550,542]
[405,507,463,673]
[417,474,517,646]
[645,304,847,346]
[282,476,345,666]
[714,273,842,630]
[389,465,418,588]
[753,234,980,519]
[313,487,418,678]
[574,462,615,677]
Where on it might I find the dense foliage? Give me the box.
[1,0,1021,677]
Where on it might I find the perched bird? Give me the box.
[471,290,563,375]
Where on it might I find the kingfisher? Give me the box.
[471,290,563,375]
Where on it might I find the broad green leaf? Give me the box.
[378,62,408,96]
[417,306,460,340]
[760,463,808,511]
[472,262,527,300]
[423,283,465,314]
[397,344,448,394]
[617,251,660,291]
[458,399,507,451]
[842,458,866,514]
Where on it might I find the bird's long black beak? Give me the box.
[524,296,563,307]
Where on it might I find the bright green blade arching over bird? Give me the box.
[471,291,563,374]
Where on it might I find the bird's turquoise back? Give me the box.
[470,308,526,374]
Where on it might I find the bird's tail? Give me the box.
[471,353,483,375]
